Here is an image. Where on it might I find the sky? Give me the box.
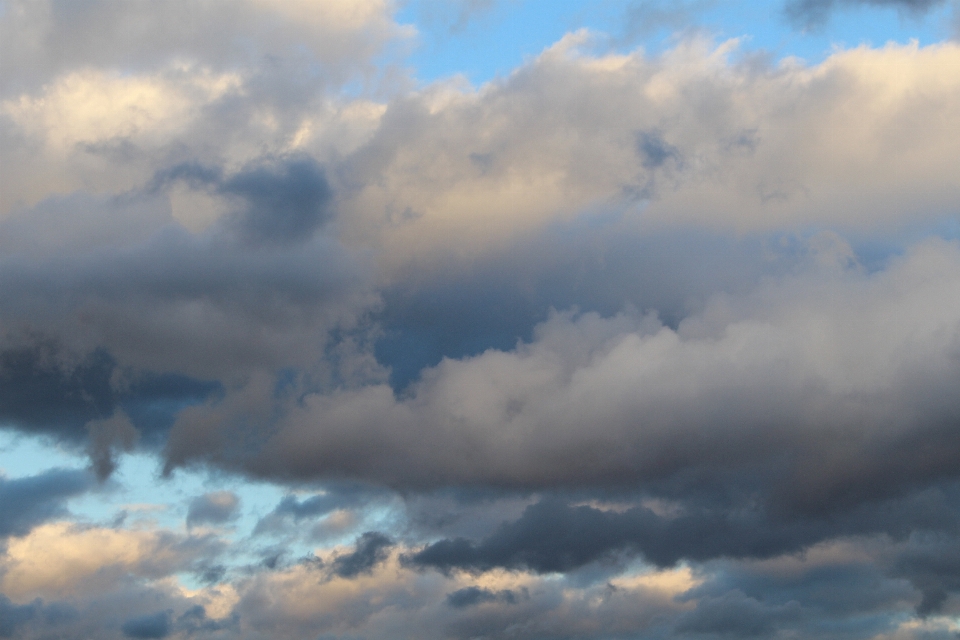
[1,0,960,638]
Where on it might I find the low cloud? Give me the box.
[186,491,240,529]
[166,238,960,506]
[121,610,171,639]
[3,3,960,637]
[0,469,92,538]
[332,532,393,578]
[784,0,947,28]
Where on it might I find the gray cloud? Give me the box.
[3,3,960,638]
[186,491,240,529]
[0,595,39,637]
[892,534,960,615]
[675,590,805,637]
[0,468,92,537]
[253,484,389,536]
[121,610,171,639]
[637,129,682,170]
[446,586,520,608]
[0,0,402,96]
[0,191,377,382]
[410,480,960,574]
[784,0,946,28]
[162,238,960,517]
[332,531,393,578]
[0,341,115,436]
[220,157,334,245]
[160,156,336,245]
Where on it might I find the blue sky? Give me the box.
[397,0,955,85]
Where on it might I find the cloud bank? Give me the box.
[2,0,960,638]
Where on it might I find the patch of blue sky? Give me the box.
[396,0,955,86]
[0,428,85,478]
[1,427,408,548]
[0,428,289,539]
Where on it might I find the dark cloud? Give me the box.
[2,2,960,637]
[446,586,519,608]
[0,598,79,638]
[0,341,114,436]
[892,533,960,615]
[0,596,38,638]
[0,338,220,442]
[0,337,220,477]
[375,228,775,390]
[219,156,334,245]
[675,590,804,637]
[784,0,945,28]
[174,605,235,635]
[332,532,393,578]
[159,156,335,245]
[410,486,960,575]
[696,554,915,620]
[121,610,172,639]
[0,196,375,381]
[0,468,93,537]
[637,129,683,170]
[186,491,240,528]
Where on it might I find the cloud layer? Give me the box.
[2,0,960,638]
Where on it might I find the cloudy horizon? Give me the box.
[2,1,960,638]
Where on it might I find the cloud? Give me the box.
[0,202,377,382]
[674,590,804,636]
[121,610,171,639]
[186,491,240,529]
[86,410,138,480]
[0,595,39,637]
[334,39,960,275]
[219,156,334,245]
[161,155,335,245]
[0,522,224,600]
[0,469,92,537]
[446,586,519,608]
[332,532,393,578]
[2,3,960,636]
[165,238,960,506]
[0,337,220,472]
[0,0,406,94]
[253,485,389,536]
[407,485,960,574]
[784,0,947,29]
[892,533,960,615]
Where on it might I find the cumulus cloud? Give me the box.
[334,38,960,275]
[164,237,960,501]
[0,522,224,600]
[3,2,960,637]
